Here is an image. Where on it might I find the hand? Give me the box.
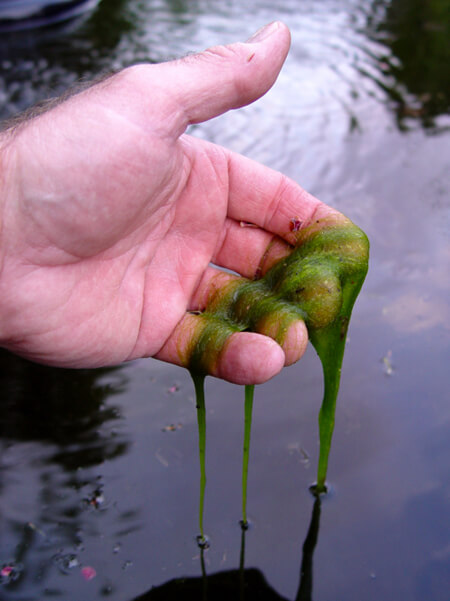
[0,21,338,384]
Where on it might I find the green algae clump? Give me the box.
[188,214,369,540]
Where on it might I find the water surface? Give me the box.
[1,1,449,600]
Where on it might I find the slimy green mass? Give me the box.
[188,215,369,542]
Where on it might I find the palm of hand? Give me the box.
[1,84,233,367]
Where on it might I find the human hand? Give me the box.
[0,21,341,383]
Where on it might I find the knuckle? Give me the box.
[202,43,245,63]
[193,43,254,99]
[264,174,293,228]
[116,64,150,86]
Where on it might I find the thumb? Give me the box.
[154,21,291,133]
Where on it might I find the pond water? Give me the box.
[1,1,449,600]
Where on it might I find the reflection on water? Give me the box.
[0,350,130,596]
[132,498,322,601]
[1,1,449,600]
[0,349,128,467]
[374,0,450,128]
[0,0,101,33]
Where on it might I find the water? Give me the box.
[0,1,101,33]
[1,1,449,599]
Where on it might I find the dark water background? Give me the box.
[1,1,449,599]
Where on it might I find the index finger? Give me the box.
[225,150,343,242]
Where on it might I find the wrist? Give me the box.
[0,128,18,345]
[0,132,7,277]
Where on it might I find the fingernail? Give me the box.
[246,21,281,43]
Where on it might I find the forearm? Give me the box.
[0,130,11,279]
[0,128,16,345]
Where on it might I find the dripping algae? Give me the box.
[188,215,369,539]
[191,372,209,548]
[242,384,254,527]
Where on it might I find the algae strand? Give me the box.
[191,372,208,547]
[241,384,254,527]
[308,226,369,493]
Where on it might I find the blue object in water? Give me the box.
[0,0,100,32]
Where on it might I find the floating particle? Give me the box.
[84,488,105,509]
[1,565,13,580]
[1,562,23,584]
[53,552,79,574]
[26,522,46,538]
[287,443,310,466]
[162,423,183,432]
[382,350,394,376]
[81,566,96,581]
[155,449,169,467]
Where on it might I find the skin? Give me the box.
[0,21,354,384]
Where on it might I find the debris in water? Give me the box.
[162,423,183,432]
[1,566,13,578]
[288,443,311,467]
[382,350,394,376]
[84,487,105,509]
[26,522,46,539]
[155,449,169,467]
[54,552,79,574]
[81,566,97,581]
[1,562,23,584]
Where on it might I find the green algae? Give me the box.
[242,384,254,527]
[189,216,369,538]
[192,372,208,547]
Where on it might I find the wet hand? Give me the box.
[0,21,339,383]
